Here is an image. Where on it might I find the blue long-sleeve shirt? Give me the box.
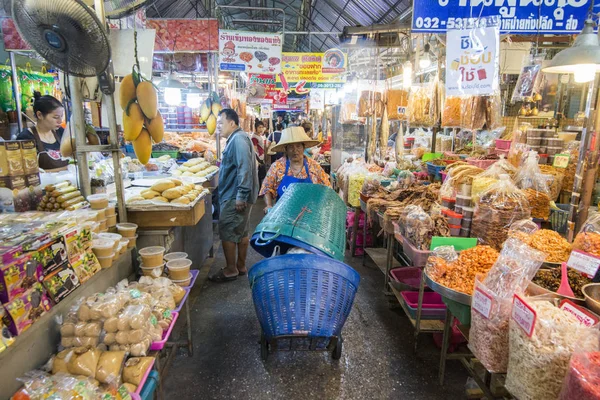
[218,128,259,205]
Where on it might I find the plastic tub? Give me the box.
[540,138,548,146]
[538,154,548,164]
[460,227,470,237]
[98,219,107,232]
[402,234,432,268]
[105,203,116,217]
[526,137,542,145]
[495,139,511,150]
[455,195,472,207]
[106,214,117,227]
[538,146,547,154]
[119,237,129,251]
[171,273,192,287]
[97,253,114,269]
[461,206,474,218]
[461,218,472,228]
[82,221,99,234]
[446,210,462,225]
[83,210,98,222]
[541,130,556,138]
[127,235,138,249]
[88,194,109,210]
[139,246,165,268]
[116,222,138,238]
[389,267,422,292]
[441,197,455,210]
[164,252,189,262]
[140,263,164,278]
[97,233,122,251]
[92,239,115,258]
[547,146,562,156]
[166,258,192,280]
[459,184,472,196]
[454,205,463,215]
[449,224,461,236]
[400,291,446,319]
[94,208,106,220]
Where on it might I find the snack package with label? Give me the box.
[0,253,43,303]
[42,262,80,304]
[3,283,52,335]
[468,238,545,373]
[0,307,15,353]
[573,213,600,258]
[27,236,69,274]
[70,252,101,284]
[505,298,600,400]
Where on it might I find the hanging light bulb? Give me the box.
[187,80,203,108]
[402,61,413,89]
[419,43,432,69]
[574,64,598,83]
[164,88,181,106]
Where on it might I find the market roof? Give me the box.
[146,0,412,52]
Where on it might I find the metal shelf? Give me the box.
[389,283,445,332]
[365,247,399,275]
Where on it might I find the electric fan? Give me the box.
[104,0,156,19]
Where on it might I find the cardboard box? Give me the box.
[25,173,40,187]
[20,140,39,174]
[0,253,43,304]
[0,175,27,190]
[0,141,24,177]
[28,236,69,274]
[70,252,101,284]
[2,283,52,335]
[42,262,80,304]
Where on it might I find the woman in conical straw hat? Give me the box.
[259,126,330,214]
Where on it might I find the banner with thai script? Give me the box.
[248,74,287,105]
[276,50,347,92]
[147,19,218,52]
[445,24,499,96]
[412,0,597,34]
[219,30,282,74]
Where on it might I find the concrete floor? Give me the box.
[163,200,468,399]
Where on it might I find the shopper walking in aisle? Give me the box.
[261,126,331,214]
[210,109,258,283]
[266,123,285,163]
[250,120,267,186]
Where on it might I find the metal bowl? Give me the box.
[582,283,600,315]
[180,151,200,160]
[526,280,585,305]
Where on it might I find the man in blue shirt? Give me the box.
[210,109,258,282]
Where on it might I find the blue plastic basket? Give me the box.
[139,370,159,400]
[550,204,570,233]
[426,162,445,181]
[248,254,360,340]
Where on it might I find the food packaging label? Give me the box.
[0,253,43,303]
[472,286,493,319]
[29,236,69,274]
[71,252,101,284]
[0,141,24,177]
[0,175,26,190]
[3,282,52,335]
[42,262,80,303]
[512,294,536,337]
[559,299,599,327]
[20,140,39,174]
[567,250,600,278]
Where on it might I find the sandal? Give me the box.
[238,270,248,276]
[208,269,238,283]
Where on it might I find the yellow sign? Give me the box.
[276,50,347,92]
[553,154,570,168]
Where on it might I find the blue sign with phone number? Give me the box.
[412,0,598,34]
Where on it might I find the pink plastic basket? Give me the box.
[183,269,199,289]
[173,287,190,313]
[466,158,497,170]
[149,311,179,351]
[389,267,422,291]
[401,234,432,268]
[495,139,512,150]
[134,358,156,395]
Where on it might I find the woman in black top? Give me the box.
[17,91,69,170]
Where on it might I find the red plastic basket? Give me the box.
[466,158,497,170]
[495,139,512,150]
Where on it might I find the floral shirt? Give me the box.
[259,156,331,198]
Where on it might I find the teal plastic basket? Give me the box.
[251,183,346,260]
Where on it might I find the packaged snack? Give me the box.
[3,283,52,335]
[407,83,435,126]
[0,253,43,303]
[560,352,600,400]
[515,151,551,220]
[42,262,81,303]
[122,357,154,386]
[386,89,409,120]
[66,347,101,378]
[28,236,69,274]
[573,213,600,257]
[95,350,126,386]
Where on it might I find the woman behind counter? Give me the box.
[17,91,69,171]
[260,126,331,214]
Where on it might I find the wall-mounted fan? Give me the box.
[104,0,156,19]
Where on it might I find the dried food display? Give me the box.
[538,165,565,202]
[561,142,580,194]
[506,300,600,400]
[515,151,551,220]
[529,229,572,263]
[522,188,551,220]
[407,85,435,126]
[386,89,409,120]
[531,268,591,299]
[573,214,600,257]
[442,96,462,127]
[560,352,600,400]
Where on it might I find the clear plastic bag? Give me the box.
[506,298,600,400]
[471,175,531,250]
[561,141,581,194]
[407,84,435,126]
[442,96,462,127]
[515,151,551,220]
[471,159,514,203]
[539,165,565,202]
[560,352,600,400]
[573,213,600,257]
[511,57,543,103]
[405,206,434,250]
[468,238,545,373]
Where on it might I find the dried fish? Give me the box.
[380,106,389,158]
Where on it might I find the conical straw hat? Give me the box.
[270,126,320,153]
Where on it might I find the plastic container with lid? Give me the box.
[106,214,117,227]
[116,223,138,238]
[82,210,98,222]
[526,137,542,145]
[461,218,472,228]
[116,242,125,256]
[98,219,107,232]
[140,263,164,278]
[547,146,562,156]
[460,227,470,237]
[455,195,472,207]
[88,194,109,210]
[127,235,138,249]
[538,154,548,164]
[92,239,115,258]
[462,206,475,219]
[441,197,455,210]
[171,273,192,287]
[166,258,192,280]
[454,205,463,215]
[446,210,463,225]
[95,208,106,220]
[105,203,116,217]
[139,246,165,268]
[82,221,99,234]
[119,237,129,251]
[449,224,461,236]
[97,232,122,251]
[164,252,189,262]
[96,253,114,269]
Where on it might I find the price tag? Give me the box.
[350,113,358,120]
[397,106,407,115]
[567,250,600,277]
[512,294,537,337]
[472,286,493,319]
[559,299,599,327]
[553,154,570,168]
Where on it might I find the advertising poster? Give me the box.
[445,24,499,96]
[147,19,219,52]
[247,74,287,105]
[219,30,282,74]
[276,49,347,93]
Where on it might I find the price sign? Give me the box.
[553,154,570,168]
[472,286,493,319]
[560,299,599,327]
[567,250,600,277]
[512,294,536,337]
[397,106,407,116]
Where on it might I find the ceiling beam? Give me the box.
[320,0,361,27]
[376,0,405,23]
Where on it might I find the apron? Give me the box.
[277,158,312,199]
[31,126,62,160]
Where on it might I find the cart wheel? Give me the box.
[260,332,269,361]
[332,338,343,360]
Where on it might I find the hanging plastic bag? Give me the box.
[442,96,463,127]
[468,238,545,373]
[407,83,435,126]
[386,89,409,120]
[471,156,515,203]
[511,56,543,103]
[0,65,15,112]
[515,151,551,220]
[539,165,565,202]
[471,174,531,250]
[560,141,580,195]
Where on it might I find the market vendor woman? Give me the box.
[260,126,331,213]
[17,92,69,171]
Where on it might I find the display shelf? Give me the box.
[389,283,444,332]
[365,247,400,275]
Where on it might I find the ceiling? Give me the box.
[146,0,412,52]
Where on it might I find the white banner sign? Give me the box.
[445,24,499,96]
[260,103,272,119]
[310,89,325,110]
[219,30,282,74]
